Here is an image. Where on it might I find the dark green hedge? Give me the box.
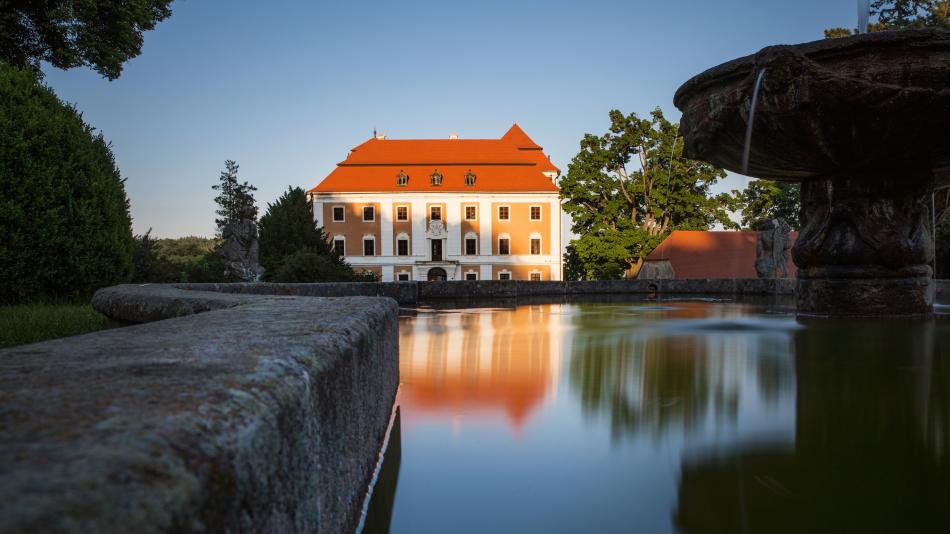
[0,63,133,303]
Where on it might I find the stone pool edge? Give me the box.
[0,285,399,533]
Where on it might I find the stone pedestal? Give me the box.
[792,175,935,315]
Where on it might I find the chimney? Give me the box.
[375,133,387,140]
[448,133,459,140]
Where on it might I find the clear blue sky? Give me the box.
[43,0,858,237]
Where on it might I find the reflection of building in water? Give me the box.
[398,305,564,431]
[567,302,796,440]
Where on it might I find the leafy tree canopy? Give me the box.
[0,63,133,302]
[559,108,735,280]
[732,179,801,230]
[0,0,174,80]
[825,0,949,37]
[212,159,258,234]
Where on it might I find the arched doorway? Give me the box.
[427,267,447,282]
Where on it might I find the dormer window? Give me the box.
[430,169,443,186]
[464,169,476,187]
[396,170,409,187]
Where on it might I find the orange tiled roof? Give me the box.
[645,230,798,279]
[310,124,559,193]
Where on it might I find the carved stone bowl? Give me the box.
[674,29,950,183]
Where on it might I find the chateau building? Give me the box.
[308,125,562,281]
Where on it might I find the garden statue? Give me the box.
[755,218,791,279]
[218,212,264,282]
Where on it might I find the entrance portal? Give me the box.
[427,267,447,282]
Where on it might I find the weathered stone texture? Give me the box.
[1,289,398,533]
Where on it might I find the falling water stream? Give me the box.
[741,68,767,176]
[858,0,870,34]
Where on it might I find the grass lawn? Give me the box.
[0,304,109,349]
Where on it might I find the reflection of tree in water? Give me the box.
[567,304,794,440]
[675,319,950,533]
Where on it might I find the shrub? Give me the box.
[0,64,133,303]
[270,248,368,283]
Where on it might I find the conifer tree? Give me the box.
[212,160,258,234]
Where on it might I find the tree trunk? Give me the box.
[625,257,645,279]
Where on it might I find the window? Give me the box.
[430,169,443,186]
[465,205,477,220]
[530,206,542,220]
[362,206,375,222]
[397,272,410,281]
[363,237,375,256]
[464,170,476,186]
[396,206,409,221]
[499,271,511,280]
[430,206,442,221]
[498,237,510,255]
[465,272,478,281]
[332,206,345,222]
[396,170,409,187]
[530,272,542,281]
[333,237,345,256]
[498,206,510,220]
[397,238,409,256]
[530,238,541,255]
[465,237,477,255]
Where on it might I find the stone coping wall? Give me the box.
[0,285,399,533]
[174,278,797,308]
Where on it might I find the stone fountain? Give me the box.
[675,29,950,316]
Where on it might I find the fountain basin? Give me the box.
[675,29,950,316]
[674,29,950,181]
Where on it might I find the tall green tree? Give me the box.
[825,0,949,37]
[559,108,735,280]
[733,180,801,230]
[0,63,133,303]
[212,159,258,234]
[257,186,366,282]
[0,0,174,79]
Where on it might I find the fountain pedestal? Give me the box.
[674,29,950,316]
[794,174,935,315]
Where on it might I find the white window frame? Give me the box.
[362,205,376,222]
[498,233,511,256]
[529,270,542,281]
[498,270,512,281]
[397,271,411,281]
[362,235,376,256]
[332,205,345,222]
[497,205,510,221]
[464,204,478,221]
[429,205,442,221]
[464,270,478,281]
[464,231,478,256]
[529,232,542,256]
[332,235,346,256]
[529,205,543,221]
[396,232,410,256]
[395,204,409,222]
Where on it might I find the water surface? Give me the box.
[366,300,950,533]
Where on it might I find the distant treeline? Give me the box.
[131,234,226,284]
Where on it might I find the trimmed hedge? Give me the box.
[0,64,133,303]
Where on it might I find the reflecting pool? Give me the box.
[365,300,950,533]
